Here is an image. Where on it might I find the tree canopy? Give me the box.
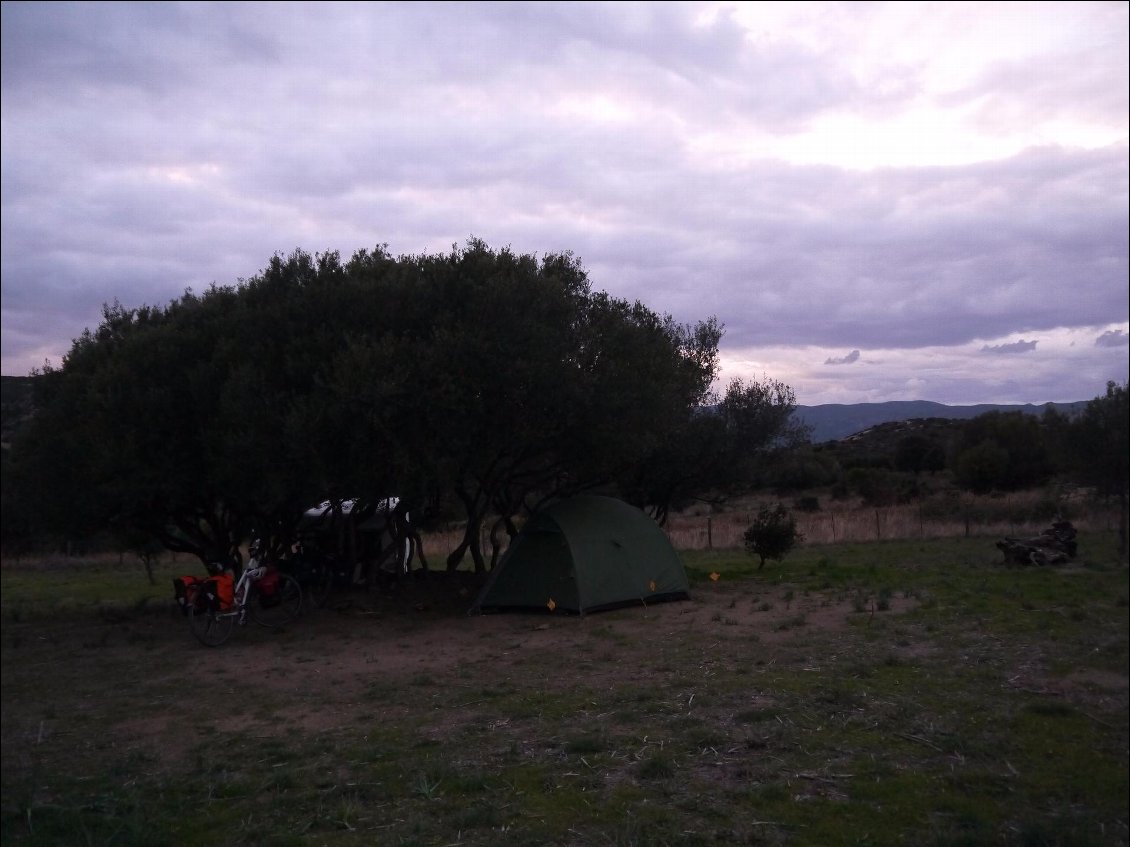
[1065,381,1129,559]
[952,411,1052,493]
[8,240,803,570]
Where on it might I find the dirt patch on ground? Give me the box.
[227,573,912,693]
[154,578,913,731]
[45,571,917,772]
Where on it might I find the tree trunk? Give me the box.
[141,553,156,586]
[449,482,491,574]
[446,539,468,572]
[447,517,488,574]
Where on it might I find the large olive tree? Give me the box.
[10,240,736,571]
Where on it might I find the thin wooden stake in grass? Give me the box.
[896,732,944,752]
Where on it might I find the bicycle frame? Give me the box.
[229,560,266,624]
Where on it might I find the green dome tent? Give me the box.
[469,495,690,615]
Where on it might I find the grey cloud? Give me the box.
[952,7,1128,132]
[2,2,1127,406]
[824,350,861,365]
[491,3,872,130]
[9,131,1126,365]
[686,146,1128,350]
[0,3,280,104]
[981,340,1038,355]
[1095,330,1130,348]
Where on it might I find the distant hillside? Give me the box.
[796,400,1088,443]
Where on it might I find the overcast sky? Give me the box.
[2,1,1127,405]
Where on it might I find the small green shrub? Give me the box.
[743,505,804,570]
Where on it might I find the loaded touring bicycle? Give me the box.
[175,538,303,647]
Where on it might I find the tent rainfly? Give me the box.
[469,495,690,615]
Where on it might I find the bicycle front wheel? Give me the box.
[189,606,235,647]
[251,573,303,628]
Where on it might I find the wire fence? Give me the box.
[662,498,1121,550]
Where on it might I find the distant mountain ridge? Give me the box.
[796,400,1089,443]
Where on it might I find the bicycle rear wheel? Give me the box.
[251,573,303,628]
[189,606,235,647]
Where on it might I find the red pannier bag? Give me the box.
[256,566,281,608]
[173,575,207,617]
[173,573,234,615]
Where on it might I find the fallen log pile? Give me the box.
[996,519,1078,566]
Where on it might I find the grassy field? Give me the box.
[2,533,1127,846]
